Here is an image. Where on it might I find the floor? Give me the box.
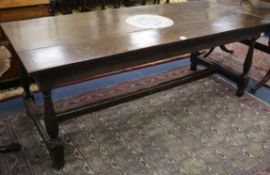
[0,58,269,116]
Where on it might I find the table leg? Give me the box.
[21,64,64,169]
[43,90,64,169]
[190,51,199,71]
[236,38,257,96]
[20,63,33,99]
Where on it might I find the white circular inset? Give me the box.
[180,36,187,40]
[125,14,174,29]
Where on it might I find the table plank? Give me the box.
[3,2,238,52]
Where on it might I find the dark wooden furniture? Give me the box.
[59,0,74,14]
[141,0,162,5]
[248,35,270,92]
[80,0,121,11]
[0,0,50,22]
[240,7,270,92]
[0,0,51,90]
[1,1,269,169]
[53,0,123,13]
[204,2,270,92]
[123,0,163,6]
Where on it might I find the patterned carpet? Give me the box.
[1,66,270,175]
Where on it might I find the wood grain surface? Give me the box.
[1,1,270,90]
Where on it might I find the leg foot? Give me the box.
[236,89,245,97]
[48,138,64,169]
[236,79,249,97]
[20,63,34,99]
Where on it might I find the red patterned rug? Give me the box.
[1,66,270,175]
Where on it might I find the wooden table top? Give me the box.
[1,1,270,76]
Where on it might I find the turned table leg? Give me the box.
[249,34,270,93]
[20,63,64,169]
[43,90,65,169]
[236,38,257,96]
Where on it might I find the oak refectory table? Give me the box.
[1,1,270,169]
